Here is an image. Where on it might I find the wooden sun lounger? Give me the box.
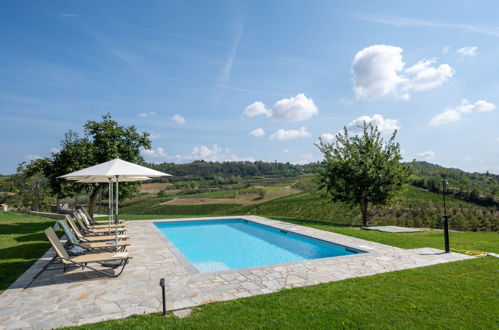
[74,211,126,230]
[73,215,127,236]
[59,218,129,252]
[80,206,125,225]
[67,217,128,242]
[24,227,132,289]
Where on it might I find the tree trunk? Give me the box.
[361,202,369,226]
[88,185,102,220]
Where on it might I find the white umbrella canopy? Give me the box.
[60,158,170,181]
[59,158,171,249]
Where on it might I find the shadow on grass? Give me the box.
[0,221,55,235]
[15,232,48,243]
[0,259,42,292]
[0,242,51,260]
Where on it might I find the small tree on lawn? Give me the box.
[19,114,151,217]
[315,122,411,226]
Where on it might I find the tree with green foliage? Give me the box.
[11,161,55,211]
[19,114,151,216]
[316,122,411,226]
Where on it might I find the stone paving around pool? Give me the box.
[0,216,473,329]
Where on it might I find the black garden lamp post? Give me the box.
[441,178,450,253]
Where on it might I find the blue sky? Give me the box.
[1,0,499,174]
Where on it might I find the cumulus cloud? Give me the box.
[347,114,400,134]
[457,46,477,56]
[417,151,435,159]
[403,59,455,96]
[49,147,60,154]
[352,45,454,100]
[320,133,336,143]
[319,114,399,145]
[269,127,311,141]
[244,94,318,122]
[244,102,271,118]
[149,133,160,140]
[27,154,42,160]
[430,99,496,126]
[172,114,186,124]
[249,128,265,137]
[142,144,253,162]
[138,112,156,118]
[142,147,167,158]
[293,153,321,165]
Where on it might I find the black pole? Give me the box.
[442,179,450,253]
[160,278,166,316]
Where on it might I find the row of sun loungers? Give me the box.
[24,209,132,289]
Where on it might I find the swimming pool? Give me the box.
[154,219,363,273]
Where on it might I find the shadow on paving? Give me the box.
[10,262,124,290]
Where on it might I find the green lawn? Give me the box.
[71,257,498,329]
[1,211,498,329]
[270,217,499,254]
[0,211,57,293]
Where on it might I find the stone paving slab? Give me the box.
[0,216,473,329]
[362,226,423,233]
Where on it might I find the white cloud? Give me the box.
[282,149,289,153]
[172,114,186,124]
[417,151,435,159]
[138,112,156,118]
[430,99,496,126]
[149,133,160,140]
[244,93,318,122]
[26,154,42,160]
[320,133,336,143]
[142,144,253,162]
[293,153,321,165]
[49,147,60,154]
[457,46,477,56]
[320,114,399,145]
[352,45,454,100]
[249,128,265,137]
[347,114,400,134]
[142,147,167,158]
[429,109,462,126]
[271,94,319,121]
[244,102,271,117]
[403,59,455,95]
[269,127,311,141]
[442,46,450,54]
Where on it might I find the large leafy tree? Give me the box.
[22,114,151,216]
[316,122,411,226]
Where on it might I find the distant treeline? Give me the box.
[409,161,499,207]
[149,161,320,182]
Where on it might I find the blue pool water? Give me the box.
[154,219,361,273]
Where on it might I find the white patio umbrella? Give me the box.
[59,158,171,248]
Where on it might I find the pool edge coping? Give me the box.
[147,215,377,276]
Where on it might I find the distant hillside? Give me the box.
[408,161,499,207]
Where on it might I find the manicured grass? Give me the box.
[71,257,498,329]
[270,217,499,254]
[0,211,57,293]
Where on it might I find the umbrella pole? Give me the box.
[108,180,112,232]
[115,176,119,251]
